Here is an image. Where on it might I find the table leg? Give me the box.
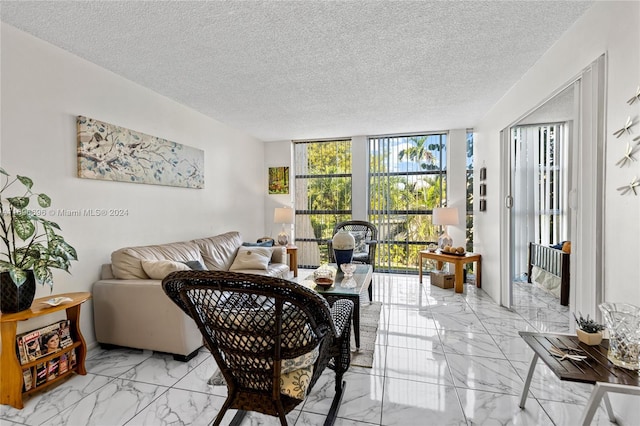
[353,299,361,349]
[419,253,424,283]
[288,249,298,278]
[580,383,609,425]
[519,353,539,409]
[454,261,464,293]
[476,259,481,288]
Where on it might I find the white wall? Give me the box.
[474,2,639,421]
[1,24,268,345]
[264,140,293,239]
[475,0,639,306]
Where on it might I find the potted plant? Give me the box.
[573,312,606,345]
[0,168,78,313]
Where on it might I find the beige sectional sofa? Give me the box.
[93,231,289,360]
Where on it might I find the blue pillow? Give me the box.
[549,241,566,250]
[181,260,206,270]
[242,240,274,247]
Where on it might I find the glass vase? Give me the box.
[599,303,640,370]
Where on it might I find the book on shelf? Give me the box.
[35,363,47,387]
[16,336,29,365]
[59,320,73,348]
[59,353,69,374]
[22,368,33,392]
[16,319,74,365]
[69,348,77,368]
[47,358,60,381]
[22,330,43,362]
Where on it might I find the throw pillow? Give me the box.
[181,260,206,270]
[141,259,191,279]
[229,246,271,271]
[242,240,274,247]
[562,241,572,254]
[351,231,369,255]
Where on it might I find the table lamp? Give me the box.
[433,207,459,249]
[274,207,294,246]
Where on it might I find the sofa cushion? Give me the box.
[141,260,191,279]
[229,247,271,271]
[192,232,243,271]
[111,241,204,279]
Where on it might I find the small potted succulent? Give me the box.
[573,312,606,345]
[0,168,78,313]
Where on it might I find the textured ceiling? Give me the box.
[1,1,593,142]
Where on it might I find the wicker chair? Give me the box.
[162,270,353,426]
[327,220,378,299]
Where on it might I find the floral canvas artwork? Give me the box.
[77,116,204,188]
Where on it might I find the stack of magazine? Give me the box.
[15,320,77,391]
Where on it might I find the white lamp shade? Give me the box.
[274,207,294,224]
[432,207,459,226]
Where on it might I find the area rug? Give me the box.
[208,301,382,386]
[350,301,382,368]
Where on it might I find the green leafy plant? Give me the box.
[0,168,77,288]
[573,312,606,333]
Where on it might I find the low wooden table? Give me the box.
[418,250,481,293]
[303,264,372,349]
[519,332,640,425]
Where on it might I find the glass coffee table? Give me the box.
[303,264,372,349]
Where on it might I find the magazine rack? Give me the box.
[0,292,90,409]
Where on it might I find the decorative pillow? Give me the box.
[181,260,206,270]
[229,247,271,271]
[280,365,315,400]
[141,259,191,279]
[550,241,566,250]
[352,231,369,255]
[242,240,274,247]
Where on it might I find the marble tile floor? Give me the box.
[1,272,617,426]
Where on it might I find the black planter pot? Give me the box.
[1,271,36,313]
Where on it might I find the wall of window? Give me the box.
[286,131,473,271]
[466,130,474,252]
[293,139,352,267]
[369,134,447,273]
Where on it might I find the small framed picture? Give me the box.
[479,199,486,212]
[479,167,486,181]
[479,183,486,197]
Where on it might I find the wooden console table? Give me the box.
[286,245,298,277]
[518,331,640,425]
[1,292,91,409]
[418,250,481,293]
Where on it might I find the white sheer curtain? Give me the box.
[512,123,569,279]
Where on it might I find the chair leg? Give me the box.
[368,280,373,301]
[214,399,239,426]
[324,380,346,426]
[228,410,247,426]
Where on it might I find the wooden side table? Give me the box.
[518,332,640,425]
[418,250,481,293]
[286,245,298,277]
[1,292,91,409]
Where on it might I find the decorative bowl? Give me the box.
[340,263,357,278]
[314,267,334,290]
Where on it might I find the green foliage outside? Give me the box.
[295,133,474,272]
